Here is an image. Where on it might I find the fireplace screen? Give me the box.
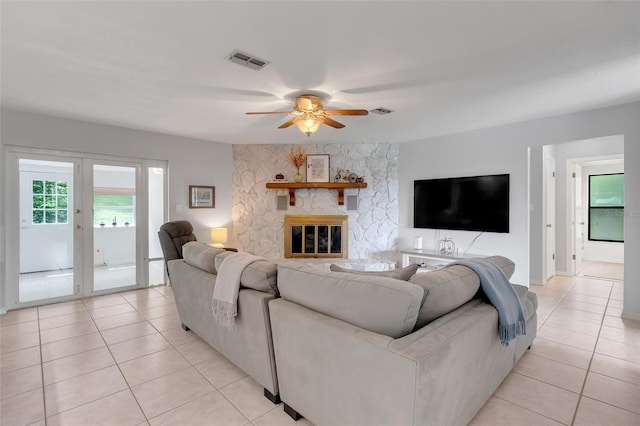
[285,215,347,258]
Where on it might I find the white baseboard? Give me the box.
[529,279,544,286]
[0,308,7,315]
[555,271,571,277]
[583,256,624,264]
[621,311,640,322]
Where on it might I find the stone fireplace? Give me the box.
[232,143,399,259]
[284,215,347,258]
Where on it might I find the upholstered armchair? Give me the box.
[158,220,197,279]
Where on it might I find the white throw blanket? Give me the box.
[212,252,265,329]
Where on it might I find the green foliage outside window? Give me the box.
[589,173,624,242]
[32,180,68,224]
[94,194,135,226]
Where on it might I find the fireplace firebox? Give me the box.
[284,215,347,258]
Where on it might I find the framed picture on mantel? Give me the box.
[306,154,330,183]
[189,185,215,208]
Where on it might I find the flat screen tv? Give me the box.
[414,174,509,233]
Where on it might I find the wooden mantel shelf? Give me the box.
[266,182,367,206]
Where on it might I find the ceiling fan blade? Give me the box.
[246,111,293,115]
[278,117,297,129]
[323,109,369,116]
[322,117,346,129]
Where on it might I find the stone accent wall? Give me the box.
[232,143,399,259]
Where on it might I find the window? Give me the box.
[32,179,68,224]
[93,188,135,226]
[588,173,624,242]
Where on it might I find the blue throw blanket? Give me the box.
[452,258,526,346]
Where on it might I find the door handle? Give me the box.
[75,225,82,229]
[75,209,81,214]
[546,224,552,228]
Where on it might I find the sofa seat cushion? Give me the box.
[277,263,424,338]
[329,263,418,281]
[409,256,517,330]
[215,251,278,295]
[182,242,225,274]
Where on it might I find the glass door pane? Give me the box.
[93,164,137,291]
[19,159,75,302]
[148,166,166,285]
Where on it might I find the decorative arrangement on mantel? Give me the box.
[288,146,307,183]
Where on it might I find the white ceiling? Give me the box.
[2,1,639,145]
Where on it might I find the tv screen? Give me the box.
[414,174,509,233]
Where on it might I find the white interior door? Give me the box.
[574,164,584,267]
[12,155,82,305]
[544,151,556,281]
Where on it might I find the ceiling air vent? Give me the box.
[370,107,394,115]
[227,49,270,71]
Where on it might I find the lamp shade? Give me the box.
[210,227,228,247]
[294,114,322,136]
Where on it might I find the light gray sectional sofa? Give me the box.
[168,242,281,403]
[269,256,537,425]
[168,242,537,425]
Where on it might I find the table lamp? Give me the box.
[210,227,228,248]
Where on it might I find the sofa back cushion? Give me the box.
[409,265,480,329]
[277,263,424,338]
[408,255,516,330]
[215,251,278,295]
[329,263,418,281]
[182,242,225,274]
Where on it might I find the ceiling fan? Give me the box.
[246,94,368,136]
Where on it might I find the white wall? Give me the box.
[0,120,4,313]
[398,102,640,320]
[400,133,529,282]
[0,123,6,314]
[529,146,544,284]
[1,109,233,310]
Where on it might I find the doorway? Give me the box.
[5,148,167,309]
[570,157,624,281]
[17,157,78,302]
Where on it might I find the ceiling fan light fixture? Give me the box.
[294,114,323,136]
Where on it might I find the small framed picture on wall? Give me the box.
[306,154,330,183]
[189,185,215,208]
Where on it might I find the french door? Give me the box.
[5,148,166,309]
[83,159,142,296]
[15,156,81,303]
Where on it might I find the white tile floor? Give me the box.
[1,262,638,425]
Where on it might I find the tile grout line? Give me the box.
[125,286,252,423]
[40,300,109,421]
[36,294,151,423]
[93,291,156,423]
[569,279,615,426]
[491,394,568,425]
[37,306,49,426]
[534,276,577,331]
